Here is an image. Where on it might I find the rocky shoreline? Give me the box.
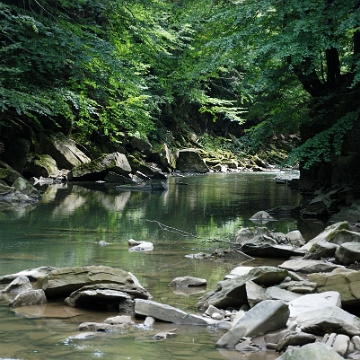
[1,219,360,359]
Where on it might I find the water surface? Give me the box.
[0,172,323,360]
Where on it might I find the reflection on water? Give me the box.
[0,173,321,360]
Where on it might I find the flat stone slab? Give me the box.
[288,291,341,318]
[278,259,344,273]
[134,299,215,326]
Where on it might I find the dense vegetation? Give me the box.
[0,0,359,170]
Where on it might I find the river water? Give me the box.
[0,172,325,360]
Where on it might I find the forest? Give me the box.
[0,0,360,191]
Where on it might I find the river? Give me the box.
[0,172,325,360]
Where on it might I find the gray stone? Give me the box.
[38,266,150,300]
[234,227,271,244]
[216,300,289,348]
[304,240,339,260]
[278,280,317,294]
[289,291,341,318]
[128,240,154,252]
[151,143,176,171]
[197,266,301,311]
[276,342,345,360]
[153,330,177,340]
[175,149,209,173]
[25,154,59,178]
[296,306,360,336]
[249,211,276,221]
[64,284,132,309]
[169,276,207,288]
[0,276,32,294]
[240,243,306,258]
[68,152,131,181]
[224,266,254,280]
[134,299,215,326]
[335,242,360,265]
[265,286,301,303]
[246,280,266,308]
[10,289,47,308]
[104,315,134,326]
[276,331,317,352]
[0,266,56,284]
[286,230,306,247]
[78,322,128,332]
[309,269,360,308]
[279,259,344,273]
[301,221,351,252]
[41,132,91,169]
[331,334,351,357]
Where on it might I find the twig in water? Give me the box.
[146,220,198,238]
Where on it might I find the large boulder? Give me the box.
[68,152,131,181]
[37,266,150,300]
[197,266,302,311]
[335,242,360,265]
[309,269,360,308]
[0,276,32,294]
[25,154,59,178]
[10,289,47,308]
[40,132,91,169]
[276,342,345,360]
[134,299,215,326]
[175,149,209,173]
[296,306,360,336]
[288,291,341,318]
[279,259,344,274]
[151,143,176,171]
[216,300,289,348]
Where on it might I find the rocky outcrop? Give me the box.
[175,149,209,173]
[40,132,91,169]
[134,299,215,326]
[37,266,150,300]
[276,342,345,360]
[216,300,289,348]
[309,269,360,308]
[68,152,131,181]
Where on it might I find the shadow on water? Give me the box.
[0,172,325,360]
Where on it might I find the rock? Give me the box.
[296,306,360,336]
[169,276,207,288]
[104,315,134,326]
[151,143,176,171]
[325,333,351,357]
[205,304,223,319]
[224,266,254,280]
[301,221,351,252]
[134,299,215,326]
[153,330,177,340]
[303,240,339,260]
[335,242,360,265]
[116,182,168,192]
[104,171,137,184]
[128,241,154,252]
[0,276,32,294]
[235,338,262,352]
[246,280,266,308]
[288,291,341,318]
[278,280,317,294]
[286,230,306,247]
[64,284,132,310]
[78,322,128,332]
[68,152,131,181]
[184,252,212,259]
[249,211,276,222]
[25,154,59,178]
[216,300,289,348]
[41,132,91,169]
[197,266,302,311]
[234,227,271,244]
[10,289,47,308]
[265,286,301,303]
[175,149,209,173]
[279,259,344,273]
[276,342,345,360]
[143,316,155,327]
[309,269,360,308]
[240,243,306,258]
[276,331,317,352]
[0,266,56,284]
[37,266,150,300]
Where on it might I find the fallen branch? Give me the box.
[145,220,198,238]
